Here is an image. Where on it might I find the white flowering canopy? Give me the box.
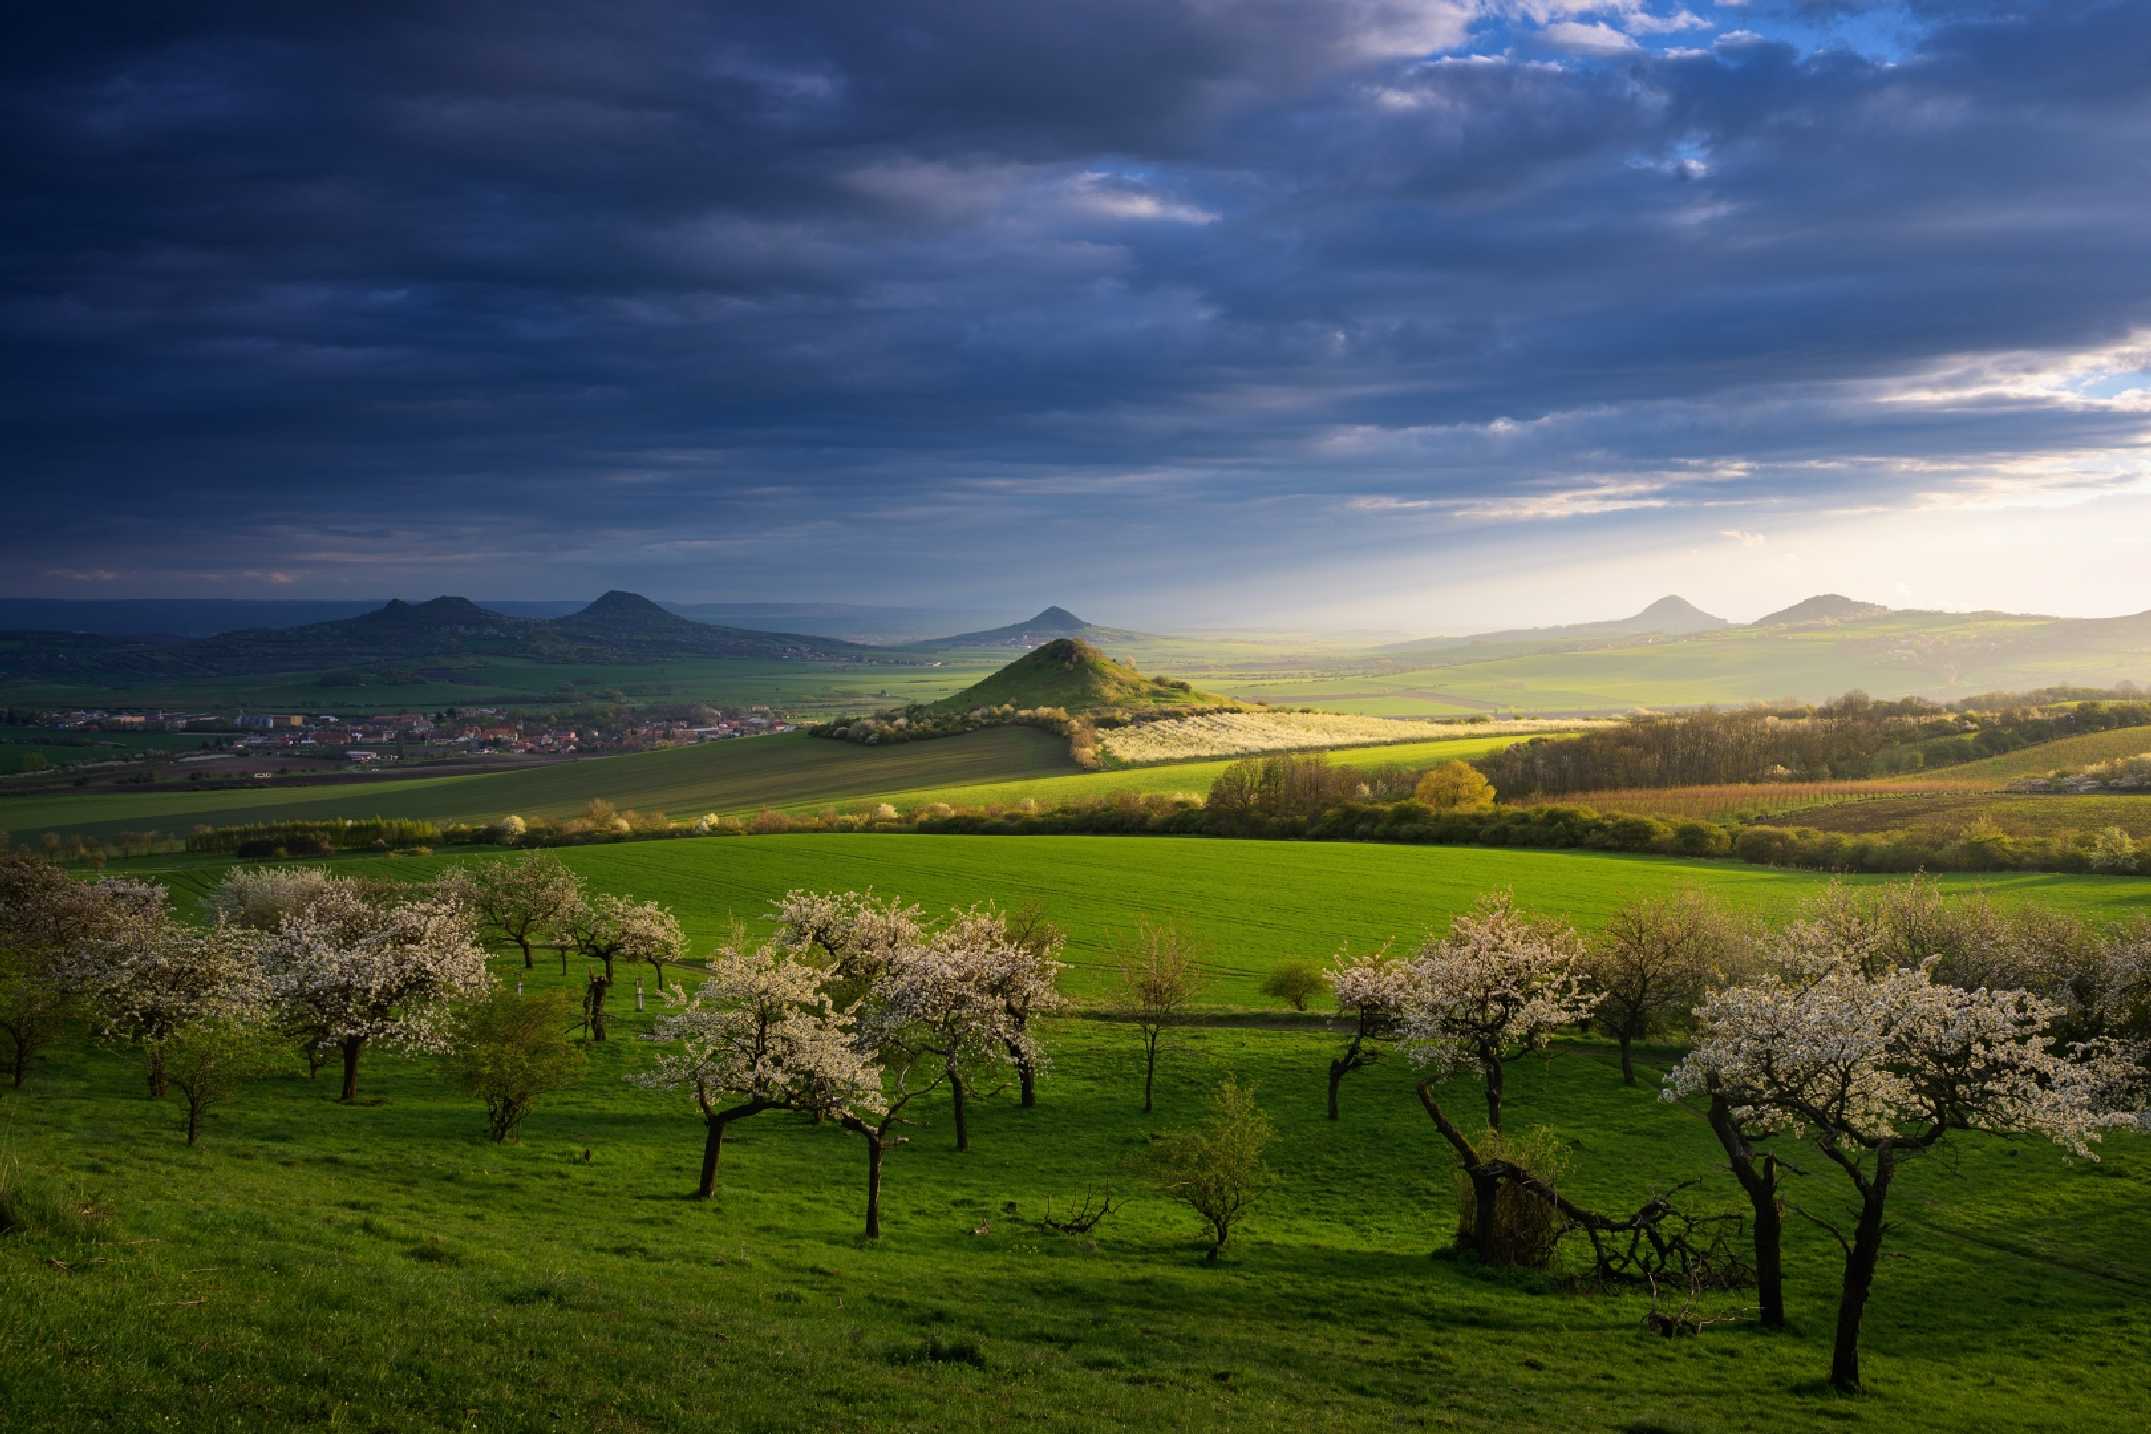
[79,910,271,1047]
[1396,894,1598,1078]
[637,940,882,1121]
[865,906,1062,1070]
[771,889,925,984]
[261,884,493,1053]
[1665,944,2136,1160]
[1328,947,1413,1027]
[208,865,341,933]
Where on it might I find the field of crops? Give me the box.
[1,728,1550,848]
[1782,793,2151,840]
[0,729,1078,845]
[1096,712,1586,764]
[9,834,2149,1432]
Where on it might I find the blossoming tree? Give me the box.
[1397,893,1597,1260]
[262,883,493,1101]
[636,940,876,1198]
[867,907,1059,1151]
[563,893,686,1039]
[1666,945,2133,1391]
[0,856,154,1088]
[439,854,584,970]
[1323,945,1410,1121]
[770,888,924,990]
[78,906,270,1098]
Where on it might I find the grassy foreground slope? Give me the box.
[141,834,2145,1006]
[6,836,2148,1433]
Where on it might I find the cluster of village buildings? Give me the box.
[31,706,793,765]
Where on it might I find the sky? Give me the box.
[5,1,2150,632]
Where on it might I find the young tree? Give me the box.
[1117,921,1207,1114]
[1413,760,1496,812]
[1323,946,1410,1121]
[440,855,583,970]
[1666,943,2131,1391]
[156,1017,279,1145]
[1149,1078,1276,1262]
[834,1047,936,1240]
[262,885,493,1101]
[992,901,1067,1108]
[565,893,686,987]
[635,941,875,1197]
[1260,961,1324,1013]
[445,988,585,1142]
[1398,894,1597,1261]
[77,909,270,1098]
[1583,889,1742,1085]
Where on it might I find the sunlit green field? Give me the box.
[133,834,2148,1007]
[6,835,2149,1432]
[0,729,1524,847]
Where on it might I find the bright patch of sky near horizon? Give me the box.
[5,2,2148,633]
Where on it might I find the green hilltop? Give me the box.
[927,637,1237,713]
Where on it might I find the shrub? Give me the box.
[1453,1126,1570,1269]
[1259,962,1325,1012]
[443,989,586,1142]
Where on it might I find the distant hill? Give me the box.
[927,638,1236,713]
[1754,594,1892,627]
[1380,594,1730,660]
[0,591,904,685]
[914,606,1148,651]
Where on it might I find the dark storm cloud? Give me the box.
[3,1,2148,606]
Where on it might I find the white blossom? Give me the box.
[637,940,881,1122]
[1396,893,1598,1080]
[261,885,493,1056]
[208,865,341,932]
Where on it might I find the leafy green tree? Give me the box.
[158,1018,280,1145]
[444,989,585,1142]
[1413,761,1496,812]
[1150,1079,1276,1261]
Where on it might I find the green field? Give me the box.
[0,729,1524,847]
[135,835,2149,1006]
[7,835,2149,1431]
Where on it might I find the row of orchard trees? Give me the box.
[1320,882,2148,1393]
[0,852,1068,1245]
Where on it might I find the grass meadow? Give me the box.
[5,835,2149,1431]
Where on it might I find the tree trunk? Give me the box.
[1467,1166,1500,1257]
[185,1098,202,1145]
[697,1119,725,1199]
[864,1136,885,1239]
[1705,1093,1786,1330]
[558,944,569,977]
[1618,1031,1636,1087]
[516,935,534,970]
[1141,1030,1159,1114]
[1016,1051,1037,1109]
[652,961,665,992]
[1327,1060,1347,1121]
[586,973,610,1042]
[147,1046,168,1099]
[1830,1157,1895,1392]
[949,1069,970,1152]
[1482,1057,1504,1132]
[339,1035,363,1102]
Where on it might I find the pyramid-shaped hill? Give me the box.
[928,638,1237,713]
[1754,593,1891,627]
[913,605,1148,650]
